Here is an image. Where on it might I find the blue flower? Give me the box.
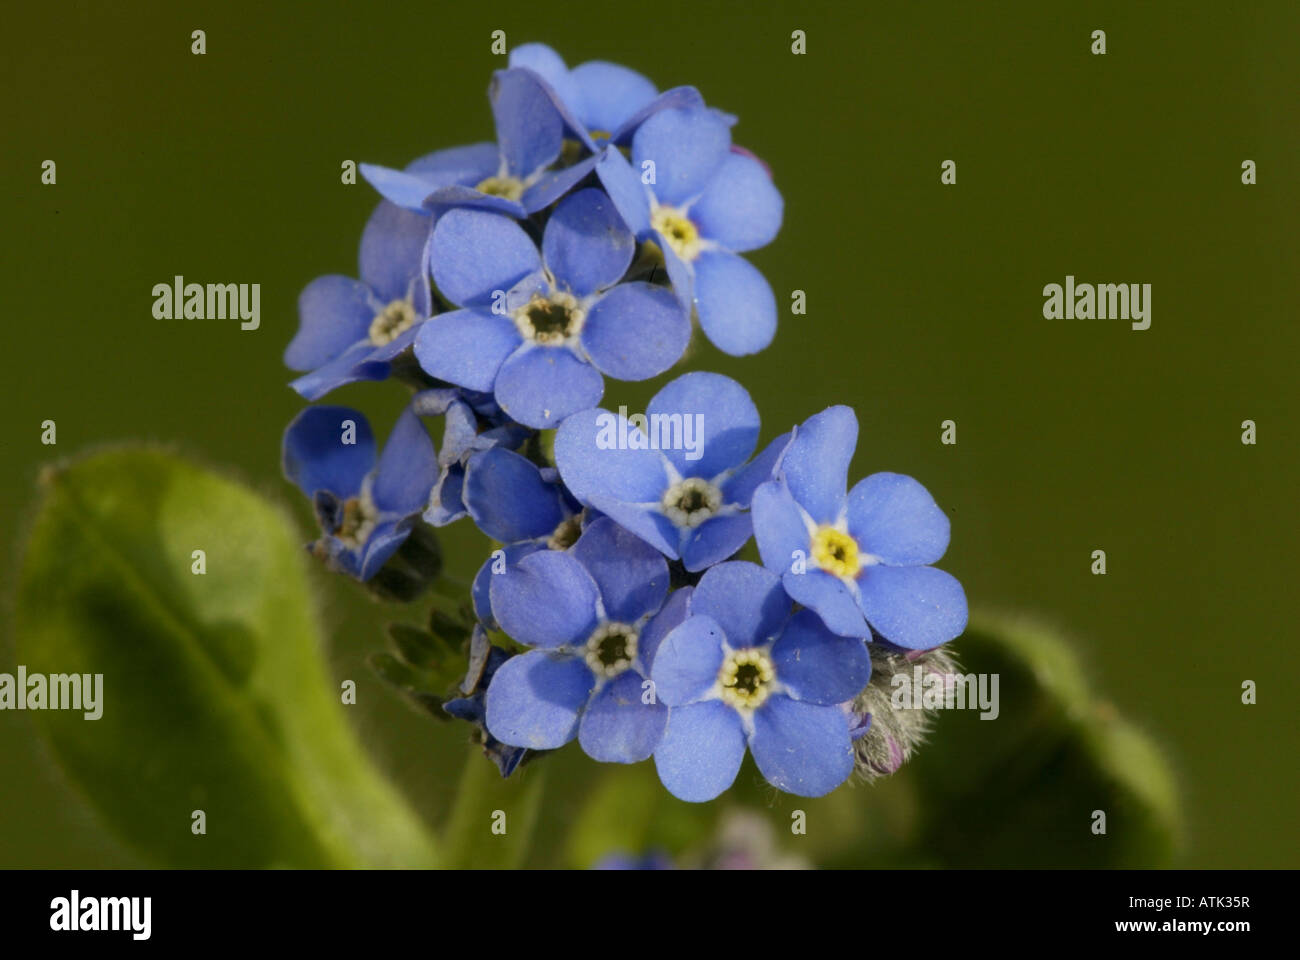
[281,404,437,580]
[361,68,600,219]
[461,444,583,625]
[443,626,529,777]
[484,517,691,762]
[750,406,968,649]
[649,562,872,801]
[595,105,783,356]
[554,371,790,570]
[411,387,530,527]
[413,187,690,428]
[284,201,433,400]
[507,42,704,150]
[591,850,674,870]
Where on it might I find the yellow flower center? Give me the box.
[368,300,417,346]
[547,515,583,551]
[474,175,525,201]
[335,495,377,549]
[585,622,639,678]
[513,291,584,345]
[660,477,722,528]
[651,205,702,261]
[718,648,776,710]
[811,526,861,579]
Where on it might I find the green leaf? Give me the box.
[439,747,545,869]
[13,448,439,868]
[562,762,716,869]
[899,611,1182,867]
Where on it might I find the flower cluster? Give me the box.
[280,45,966,802]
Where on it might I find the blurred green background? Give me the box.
[2,0,1296,868]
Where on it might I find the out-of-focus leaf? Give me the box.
[14,448,439,868]
[439,747,544,869]
[564,762,717,869]
[896,611,1182,867]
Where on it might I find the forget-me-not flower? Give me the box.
[414,187,689,428]
[554,371,790,570]
[507,42,705,151]
[281,404,437,580]
[596,104,783,356]
[751,406,968,649]
[284,201,432,400]
[361,68,601,219]
[485,517,691,762]
[650,561,872,801]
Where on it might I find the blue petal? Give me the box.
[364,321,423,362]
[608,86,706,145]
[690,561,789,649]
[646,371,758,480]
[359,201,432,306]
[782,567,868,638]
[690,152,784,253]
[571,516,669,623]
[463,447,565,543]
[371,407,438,516]
[582,282,689,381]
[594,147,652,236]
[485,650,594,749]
[405,142,501,185]
[289,341,389,401]
[472,541,546,626]
[490,68,565,179]
[723,431,793,507]
[586,497,681,560]
[413,308,520,392]
[661,240,695,310]
[493,344,605,429]
[410,387,460,417]
[285,276,374,371]
[569,61,658,134]
[440,396,484,462]
[424,464,466,527]
[693,250,777,356]
[856,564,968,650]
[681,513,753,572]
[632,106,731,207]
[358,519,414,581]
[282,406,374,499]
[847,472,951,566]
[750,480,811,574]
[425,186,527,220]
[543,188,635,297]
[637,585,692,674]
[781,405,858,524]
[578,671,668,763]
[507,43,576,107]
[653,700,747,802]
[359,163,440,211]
[489,549,600,649]
[771,609,872,705]
[521,155,599,214]
[650,614,725,706]
[554,407,674,504]
[429,208,541,308]
[750,695,855,797]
